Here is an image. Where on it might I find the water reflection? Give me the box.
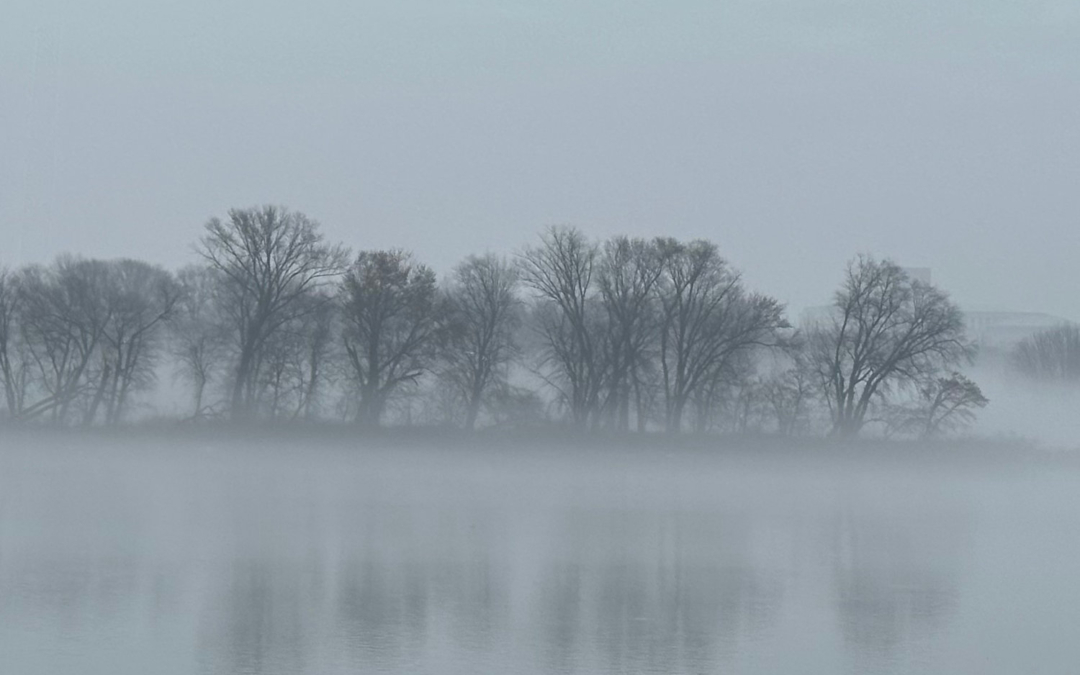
[537,508,786,673]
[2,554,140,623]
[336,557,430,669]
[0,450,1004,675]
[537,561,583,672]
[201,559,310,675]
[829,485,970,671]
[191,498,793,673]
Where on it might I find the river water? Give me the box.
[0,438,1077,674]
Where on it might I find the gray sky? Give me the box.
[2,0,1078,318]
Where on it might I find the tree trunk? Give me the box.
[192,375,206,420]
[667,397,685,434]
[464,397,481,431]
[84,362,111,427]
[231,346,254,420]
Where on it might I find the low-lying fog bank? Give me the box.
[1,431,1078,674]
[0,422,1070,471]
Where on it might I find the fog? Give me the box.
[4,0,1080,319]
[969,366,1080,449]
[1,436,1078,674]
[4,0,1080,672]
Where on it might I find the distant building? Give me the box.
[797,264,1074,350]
[800,307,1072,349]
[962,311,1073,349]
[798,266,933,328]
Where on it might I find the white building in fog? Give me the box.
[962,311,1073,349]
[797,266,1074,350]
[800,305,1070,349]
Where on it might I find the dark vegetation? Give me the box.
[1011,323,1080,383]
[0,205,993,441]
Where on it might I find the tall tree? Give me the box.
[440,253,521,430]
[198,206,347,419]
[257,291,337,421]
[17,257,113,423]
[1011,324,1080,382]
[518,226,604,428]
[656,239,786,432]
[171,265,229,420]
[809,255,973,438]
[596,236,664,431]
[339,250,441,426]
[0,268,29,418]
[87,260,181,425]
[291,292,337,421]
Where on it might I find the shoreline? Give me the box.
[0,421,1069,467]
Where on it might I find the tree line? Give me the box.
[1011,323,1080,383]
[0,205,988,438]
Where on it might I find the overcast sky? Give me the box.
[2,0,1078,318]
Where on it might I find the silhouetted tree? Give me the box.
[258,291,337,420]
[918,373,988,437]
[519,226,604,428]
[171,265,229,420]
[88,260,181,425]
[15,257,114,422]
[0,268,30,418]
[886,372,988,438]
[692,350,763,433]
[440,253,520,430]
[198,206,347,419]
[1011,323,1080,382]
[596,236,664,431]
[761,343,818,436]
[339,250,441,426]
[808,256,972,438]
[655,239,786,433]
[292,292,337,420]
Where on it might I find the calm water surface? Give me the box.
[1,439,1078,674]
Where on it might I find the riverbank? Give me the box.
[0,419,1067,470]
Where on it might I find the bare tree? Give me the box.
[921,372,988,437]
[761,345,818,436]
[258,319,304,421]
[595,236,664,431]
[16,257,114,423]
[198,205,348,419]
[887,372,988,438]
[171,265,230,420]
[85,260,181,425]
[440,253,520,430]
[257,291,337,421]
[518,226,604,428]
[726,376,769,435]
[689,349,761,433]
[1011,323,1080,382]
[0,269,30,418]
[292,292,337,421]
[808,255,973,438]
[339,250,441,427]
[655,239,786,432]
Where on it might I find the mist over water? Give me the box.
[1,439,1077,674]
[969,365,1080,449]
[3,0,1078,670]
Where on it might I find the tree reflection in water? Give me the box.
[535,506,786,673]
[0,447,994,675]
[829,484,971,671]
